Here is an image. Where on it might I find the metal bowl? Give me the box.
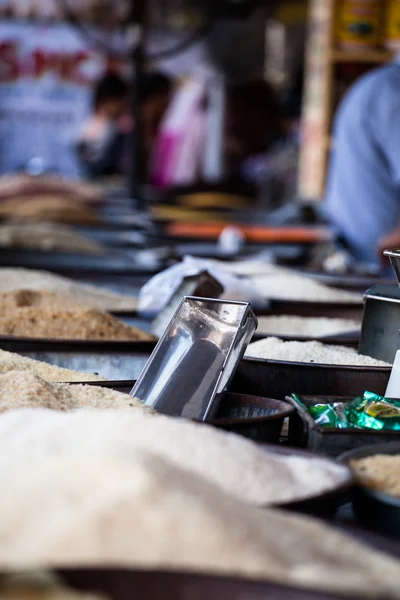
[339,442,400,537]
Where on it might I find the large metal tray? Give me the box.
[285,394,400,457]
[254,300,364,321]
[57,568,378,600]
[230,358,390,401]
[0,248,161,276]
[9,345,155,381]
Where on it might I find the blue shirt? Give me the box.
[325,62,400,265]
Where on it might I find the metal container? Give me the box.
[230,358,390,401]
[151,271,224,337]
[285,394,400,458]
[339,442,400,537]
[359,283,400,364]
[2,341,156,382]
[131,297,258,420]
[73,381,293,444]
[57,568,371,600]
[0,248,160,276]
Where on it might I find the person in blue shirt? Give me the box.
[325,60,400,266]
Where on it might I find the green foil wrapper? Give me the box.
[346,391,400,431]
[291,395,348,428]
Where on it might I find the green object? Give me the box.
[291,394,348,429]
[346,391,400,431]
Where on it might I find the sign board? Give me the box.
[0,21,117,176]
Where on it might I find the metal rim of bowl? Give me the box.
[243,356,391,371]
[338,442,400,508]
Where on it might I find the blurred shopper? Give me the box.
[227,81,298,210]
[78,73,130,178]
[78,71,172,180]
[325,62,400,266]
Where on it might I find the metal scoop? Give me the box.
[130,296,257,420]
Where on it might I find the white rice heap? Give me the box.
[0,371,149,413]
[0,268,138,311]
[245,337,390,366]
[256,315,360,338]
[250,270,362,303]
[0,408,348,507]
[0,409,398,598]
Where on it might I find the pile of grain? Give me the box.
[0,371,148,414]
[0,221,103,254]
[0,196,100,225]
[0,307,153,341]
[0,349,104,382]
[351,455,400,498]
[0,413,398,598]
[0,290,91,311]
[0,409,347,506]
[245,337,390,366]
[256,315,360,338]
[250,270,361,304]
[0,173,104,203]
[0,269,138,311]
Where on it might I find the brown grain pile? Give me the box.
[0,196,101,225]
[351,455,400,498]
[0,306,153,341]
[0,270,138,311]
[0,371,150,414]
[0,349,104,382]
[0,221,104,254]
[0,290,90,311]
[0,173,104,203]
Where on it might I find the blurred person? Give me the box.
[78,73,131,178]
[325,61,400,266]
[226,80,298,209]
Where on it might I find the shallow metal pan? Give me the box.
[253,300,364,321]
[230,358,391,401]
[0,248,161,276]
[58,568,375,600]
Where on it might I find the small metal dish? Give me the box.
[339,442,400,538]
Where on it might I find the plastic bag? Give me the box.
[138,256,266,315]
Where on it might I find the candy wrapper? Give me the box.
[291,395,348,429]
[346,391,400,431]
[292,392,400,431]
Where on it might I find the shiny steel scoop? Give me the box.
[130,296,258,420]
